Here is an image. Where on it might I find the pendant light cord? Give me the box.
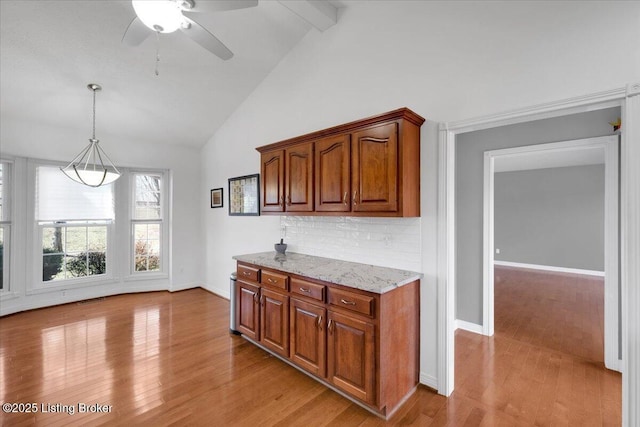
[92,86,97,140]
[155,31,160,76]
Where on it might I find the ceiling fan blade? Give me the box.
[122,16,150,46]
[188,0,258,13]
[181,17,233,60]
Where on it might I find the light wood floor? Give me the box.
[0,269,621,426]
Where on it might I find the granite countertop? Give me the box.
[232,252,422,294]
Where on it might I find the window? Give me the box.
[131,173,164,273]
[36,165,114,284]
[0,161,11,291]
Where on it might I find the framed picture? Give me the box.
[210,188,223,208]
[228,174,260,216]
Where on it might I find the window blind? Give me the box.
[36,165,115,221]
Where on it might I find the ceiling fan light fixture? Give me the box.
[132,0,184,33]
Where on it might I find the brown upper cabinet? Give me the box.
[261,142,314,213]
[315,134,351,212]
[257,108,425,217]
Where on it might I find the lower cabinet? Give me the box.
[327,310,375,405]
[290,298,326,376]
[260,288,289,358]
[236,280,260,340]
[235,262,419,419]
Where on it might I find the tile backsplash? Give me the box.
[280,216,421,272]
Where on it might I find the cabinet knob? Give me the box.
[340,298,356,306]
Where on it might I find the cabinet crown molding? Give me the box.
[256,107,425,153]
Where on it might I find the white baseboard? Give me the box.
[170,281,200,292]
[606,357,623,374]
[494,260,605,277]
[455,319,484,335]
[419,372,438,390]
[201,283,230,300]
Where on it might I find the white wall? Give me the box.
[201,1,640,386]
[1,117,202,314]
[495,165,605,271]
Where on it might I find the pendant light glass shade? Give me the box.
[61,84,121,187]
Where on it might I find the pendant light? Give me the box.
[61,83,121,187]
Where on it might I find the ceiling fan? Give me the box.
[122,0,258,60]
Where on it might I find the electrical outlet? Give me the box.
[495,248,500,254]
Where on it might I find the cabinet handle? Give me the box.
[279,195,284,207]
[352,190,358,206]
[343,191,348,205]
[317,315,323,330]
[254,293,259,303]
[299,287,311,293]
[328,319,333,333]
[340,298,356,306]
[286,195,291,206]
[267,278,276,284]
[242,271,251,276]
[260,295,264,307]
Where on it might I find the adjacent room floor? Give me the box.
[0,268,621,426]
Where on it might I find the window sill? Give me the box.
[27,275,118,295]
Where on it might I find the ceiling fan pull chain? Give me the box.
[155,31,160,76]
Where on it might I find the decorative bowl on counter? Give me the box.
[274,242,287,254]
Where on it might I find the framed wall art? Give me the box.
[210,188,223,208]
[228,174,260,216]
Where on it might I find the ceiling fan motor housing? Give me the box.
[132,0,186,33]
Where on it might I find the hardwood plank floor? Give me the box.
[494,266,605,362]
[0,271,621,426]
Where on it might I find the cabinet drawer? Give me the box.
[291,278,325,302]
[261,270,289,291]
[327,288,374,317]
[238,264,260,282]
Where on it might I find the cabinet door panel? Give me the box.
[236,280,260,340]
[285,142,314,212]
[351,123,398,212]
[327,310,375,405]
[290,298,326,377]
[261,150,285,212]
[315,134,351,212]
[260,289,289,358]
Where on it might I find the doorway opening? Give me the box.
[483,136,620,371]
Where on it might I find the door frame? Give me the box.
[482,136,620,372]
[436,83,640,427]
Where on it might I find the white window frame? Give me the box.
[128,170,169,279]
[29,160,116,292]
[0,159,12,294]
[38,220,114,285]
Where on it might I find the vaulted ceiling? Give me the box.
[0,1,342,149]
